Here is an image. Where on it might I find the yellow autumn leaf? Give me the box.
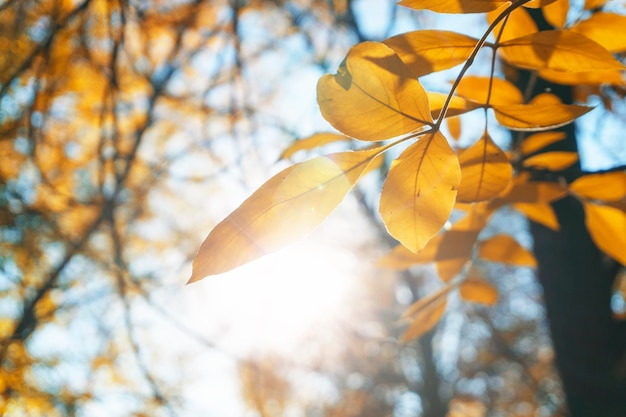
[542,0,569,29]
[384,30,478,77]
[427,92,482,119]
[447,117,462,140]
[399,0,508,13]
[538,68,624,85]
[317,42,432,141]
[379,132,461,253]
[521,131,566,155]
[498,176,567,203]
[456,76,523,105]
[493,102,592,131]
[402,289,449,342]
[499,30,624,72]
[583,202,626,266]
[570,172,626,202]
[280,133,350,159]
[524,0,559,6]
[513,202,560,230]
[570,12,626,53]
[523,151,578,170]
[190,147,384,281]
[487,6,537,43]
[584,0,607,10]
[478,234,537,267]
[457,133,513,202]
[460,274,498,305]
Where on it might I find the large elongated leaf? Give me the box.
[487,7,537,43]
[571,12,626,53]
[499,30,624,72]
[456,76,523,105]
[317,42,432,141]
[522,151,578,170]
[399,0,508,13]
[570,172,626,202]
[583,203,626,266]
[402,286,450,341]
[457,133,512,202]
[478,235,537,267]
[460,274,498,305]
[513,202,560,230]
[190,147,383,281]
[493,102,592,131]
[521,131,566,155]
[380,132,461,253]
[538,68,625,85]
[384,30,477,77]
[280,133,350,159]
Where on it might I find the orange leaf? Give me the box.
[542,0,569,29]
[280,133,350,159]
[570,172,626,202]
[460,274,498,305]
[513,202,560,230]
[499,30,624,72]
[447,117,462,140]
[402,292,448,342]
[487,6,537,43]
[499,179,567,203]
[379,132,461,253]
[538,68,625,85]
[399,0,508,13]
[583,202,626,266]
[384,30,478,77]
[584,0,608,10]
[428,92,482,119]
[317,42,432,141]
[521,131,566,155]
[492,102,592,131]
[522,151,578,170]
[190,147,384,281]
[457,133,513,202]
[478,234,537,267]
[570,12,626,53]
[456,76,523,105]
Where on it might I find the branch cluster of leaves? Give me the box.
[192,0,626,339]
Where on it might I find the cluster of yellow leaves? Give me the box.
[191,0,626,338]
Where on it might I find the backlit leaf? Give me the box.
[542,0,569,29]
[524,0,561,7]
[380,132,461,253]
[513,202,560,230]
[499,30,624,72]
[570,172,626,202]
[478,234,537,267]
[460,274,498,305]
[487,7,537,43]
[384,30,477,77]
[538,68,624,85]
[402,289,449,342]
[583,202,626,266]
[317,42,432,141]
[570,12,626,53]
[447,117,462,140]
[190,147,384,281]
[523,151,578,170]
[584,0,608,9]
[493,102,592,131]
[428,92,482,119]
[280,133,350,159]
[457,133,513,202]
[521,131,566,155]
[498,175,567,203]
[399,0,508,13]
[456,76,523,106]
